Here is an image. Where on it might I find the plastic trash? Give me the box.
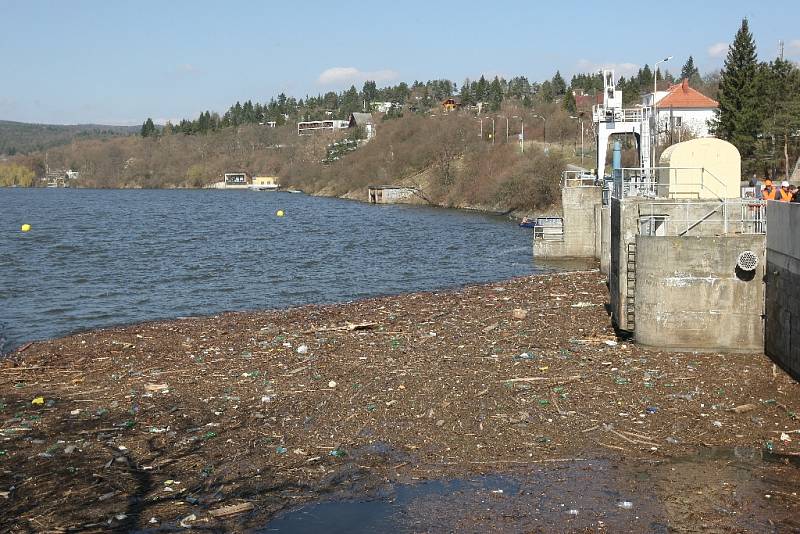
[329,448,347,458]
[617,501,633,509]
[296,344,308,354]
[31,397,44,406]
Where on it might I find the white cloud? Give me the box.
[175,64,200,75]
[576,59,639,77]
[707,42,729,59]
[786,40,800,58]
[317,67,399,87]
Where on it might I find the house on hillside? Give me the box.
[370,101,398,113]
[574,89,603,112]
[643,79,718,140]
[348,112,376,140]
[297,120,349,135]
[442,98,462,112]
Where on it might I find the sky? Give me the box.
[1,0,798,125]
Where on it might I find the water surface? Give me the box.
[1,189,548,352]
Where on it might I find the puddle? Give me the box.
[260,459,667,533]
[261,450,800,533]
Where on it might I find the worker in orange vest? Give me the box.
[778,180,793,201]
[762,179,777,200]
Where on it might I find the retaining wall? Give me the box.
[634,235,766,351]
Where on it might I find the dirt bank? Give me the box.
[2,270,799,531]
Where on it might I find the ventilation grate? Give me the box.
[737,250,759,272]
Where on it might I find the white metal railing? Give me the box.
[637,199,767,236]
[592,105,648,124]
[562,170,598,188]
[612,166,730,201]
[532,217,564,241]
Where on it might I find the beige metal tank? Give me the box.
[658,138,741,199]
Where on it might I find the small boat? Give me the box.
[519,217,537,228]
[286,189,303,194]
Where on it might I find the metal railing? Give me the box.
[612,166,730,201]
[592,105,648,123]
[532,217,564,241]
[637,199,767,236]
[562,170,599,188]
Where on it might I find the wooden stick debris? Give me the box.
[209,502,255,518]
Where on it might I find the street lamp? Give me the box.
[652,55,673,169]
[512,115,524,153]
[497,116,512,143]
[532,114,546,144]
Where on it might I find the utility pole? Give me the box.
[653,56,672,171]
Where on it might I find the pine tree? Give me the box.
[562,89,577,113]
[539,80,554,103]
[551,71,566,96]
[459,78,474,106]
[140,118,156,137]
[680,56,699,81]
[488,77,503,111]
[712,18,760,161]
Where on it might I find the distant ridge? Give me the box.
[0,120,139,156]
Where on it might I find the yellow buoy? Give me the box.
[21,224,31,232]
[276,210,285,217]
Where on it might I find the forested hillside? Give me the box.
[0,120,137,156]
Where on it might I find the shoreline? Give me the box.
[2,270,799,530]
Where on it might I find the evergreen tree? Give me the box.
[488,76,504,111]
[638,65,653,90]
[362,80,377,106]
[551,71,566,96]
[755,58,800,176]
[539,80,554,103]
[712,18,760,162]
[475,75,488,102]
[459,78,474,106]
[562,89,577,113]
[140,118,156,137]
[680,56,699,81]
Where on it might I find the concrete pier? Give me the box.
[533,178,602,260]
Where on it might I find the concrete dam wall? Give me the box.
[765,202,800,379]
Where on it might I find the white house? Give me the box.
[297,119,349,135]
[643,79,718,141]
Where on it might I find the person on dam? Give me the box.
[761,179,777,201]
[791,185,800,203]
[778,181,793,202]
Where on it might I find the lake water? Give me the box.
[0,188,552,353]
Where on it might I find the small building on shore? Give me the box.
[208,172,252,189]
[368,185,419,204]
[251,176,280,190]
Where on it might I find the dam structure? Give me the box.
[534,69,773,353]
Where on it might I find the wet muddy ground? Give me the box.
[2,270,799,532]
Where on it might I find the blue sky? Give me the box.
[1,0,797,125]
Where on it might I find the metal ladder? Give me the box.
[626,242,636,330]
